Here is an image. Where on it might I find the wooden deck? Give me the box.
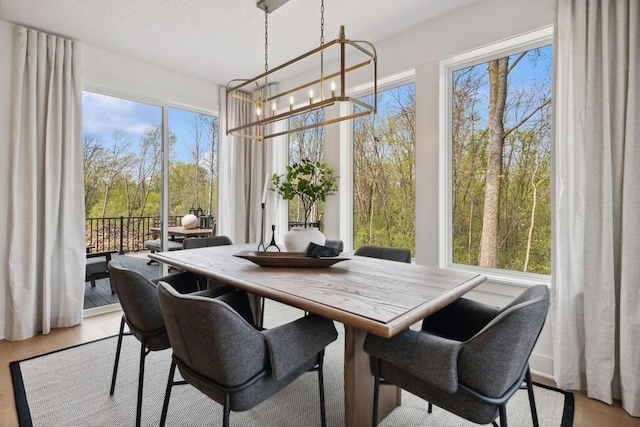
[84,253,161,309]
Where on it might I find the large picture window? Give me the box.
[443,29,552,275]
[353,82,416,253]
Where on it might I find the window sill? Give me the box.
[444,263,551,289]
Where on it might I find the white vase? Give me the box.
[284,227,325,252]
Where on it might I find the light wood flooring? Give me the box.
[1,309,639,427]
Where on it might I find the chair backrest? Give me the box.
[183,235,232,250]
[157,282,268,388]
[354,245,411,263]
[459,285,550,398]
[108,260,168,350]
[324,239,344,252]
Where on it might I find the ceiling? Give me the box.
[0,0,482,85]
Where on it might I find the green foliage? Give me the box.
[353,84,416,255]
[271,158,338,227]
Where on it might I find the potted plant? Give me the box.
[271,159,338,251]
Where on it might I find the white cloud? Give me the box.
[82,92,161,138]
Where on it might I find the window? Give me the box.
[82,92,218,252]
[442,28,552,275]
[353,83,416,253]
[287,111,326,227]
[167,108,219,219]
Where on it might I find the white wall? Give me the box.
[82,44,218,112]
[0,20,13,341]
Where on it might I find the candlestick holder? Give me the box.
[265,224,281,252]
[257,202,266,252]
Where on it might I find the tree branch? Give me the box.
[504,98,551,137]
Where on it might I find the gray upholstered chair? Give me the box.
[182,234,233,249]
[182,235,233,290]
[157,282,339,427]
[107,260,223,427]
[354,245,411,263]
[364,285,550,427]
[324,239,344,252]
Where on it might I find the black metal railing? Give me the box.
[85,215,182,254]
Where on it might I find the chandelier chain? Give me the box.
[320,0,324,46]
[264,7,269,72]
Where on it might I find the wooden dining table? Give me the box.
[149,226,213,240]
[149,244,486,427]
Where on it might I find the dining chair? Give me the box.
[364,285,550,427]
[182,235,232,250]
[354,244,411,263]
[157,281,339,427]
[324,239,344,252]
[107,260,225,427]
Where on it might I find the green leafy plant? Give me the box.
[271,159,339,228]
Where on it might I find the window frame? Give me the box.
[438,26,553,286]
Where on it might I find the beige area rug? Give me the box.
[11,302,573,426]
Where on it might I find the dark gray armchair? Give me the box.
[107,260,224,427]
[182,234,233,249]
[364,285,550,427]
[157,282,339,427]
[354,245,411,263]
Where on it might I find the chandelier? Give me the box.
[225,0,377,141]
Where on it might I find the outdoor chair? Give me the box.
[107,260,227,427]
[157,281,338,427]
[354,245,411,263]
[364,285,550,427]
[85,250,117,293]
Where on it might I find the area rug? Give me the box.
[11,305,574,426]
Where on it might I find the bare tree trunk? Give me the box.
[524,158,541,272]
[368,181,376,243]
[479,58,508,267]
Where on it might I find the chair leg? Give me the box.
[372,358,380,427]
[135,339,148,427]
[159,361,177,427]
[223,393,231,427]
[428,402,433,413]
[499,404,508,427]
[90,279,96,287]
[317,351,327,427]
[525,367,540,427]
[109,316,126,395]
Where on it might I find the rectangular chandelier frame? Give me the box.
[226,26,377,141]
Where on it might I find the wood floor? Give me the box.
[1,310,639,427]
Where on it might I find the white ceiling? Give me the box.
[0,0,482,85]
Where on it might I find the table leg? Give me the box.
[344,326,400,427]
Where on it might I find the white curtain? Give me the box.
[218,86,278,245]
[6,27,85,340]
[552,0,640,416]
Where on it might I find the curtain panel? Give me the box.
[218,85,285,245]
[552,0,640,416]
[6,27,85,340]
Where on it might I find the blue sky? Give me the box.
[82,91,210,163]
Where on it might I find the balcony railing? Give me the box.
[85,215,182,254]
[86,216,322,254]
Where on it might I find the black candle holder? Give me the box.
[266,224,281,252]
[257,202,266,252]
